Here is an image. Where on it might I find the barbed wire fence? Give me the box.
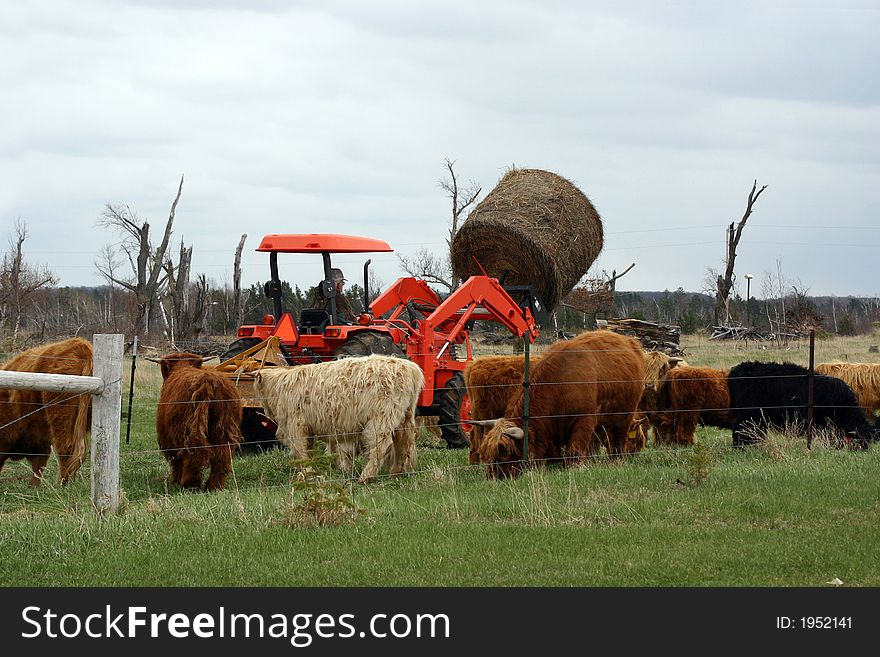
[2,329,878,506]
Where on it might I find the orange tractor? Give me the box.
[216,233,540,451]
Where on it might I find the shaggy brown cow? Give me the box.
[649,366,731,446]
[640,351,685,413]
[0,337,93,486]
[154,352,243,491]
[463,354,541,465]
[465,353,649,464]
[475,330,647,478]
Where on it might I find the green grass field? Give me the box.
[1,332,878,587]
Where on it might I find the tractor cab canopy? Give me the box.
[257,234,394,334]
[256,234,394,254]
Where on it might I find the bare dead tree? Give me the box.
[440,158,481,289]
[714,179,767,324]
[605,263,635,292]
[396,159,481,292]
[96,244,121,330]
[232,234,247,328]
[190,274,210,339]
[0,219,58,347]
[368,269,385,304]
[163,239,194,344]
[398,247,453,292]
[95,175,184,336]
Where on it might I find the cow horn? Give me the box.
[201,356,215,363]
[144,357,161,363]
[468,419,500,428]
[502,426,525,440]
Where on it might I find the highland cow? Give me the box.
[815,362,880,418]
[463,354,541,465]
[475,330,647,478]
[650,366,731,446]
[0,338,93,486]
[253,354,424,483]
[727,360,877,448]
[154,352,243,491]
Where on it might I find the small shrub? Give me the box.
[276,445,364,528]
[686,441,713,486]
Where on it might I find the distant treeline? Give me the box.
[554,288,880,336]
[2,282,879,352]
[0,281,370,351]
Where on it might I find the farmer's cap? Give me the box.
[330,268,346,282]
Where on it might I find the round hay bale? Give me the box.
[450,168,603,313]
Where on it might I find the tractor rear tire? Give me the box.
[219,337,262,362]
[333,332,404,358]
[438,372,470,449]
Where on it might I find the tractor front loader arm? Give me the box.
[425,276,540,345]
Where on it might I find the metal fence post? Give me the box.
[125,335,138,444]
[806,329,815,450]
[91,334,124,514]
[522,337,530,465]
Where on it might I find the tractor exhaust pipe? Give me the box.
[363,259,372,313]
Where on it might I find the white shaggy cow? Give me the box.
[253,354,424,483]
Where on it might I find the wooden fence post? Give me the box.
[91,334,124,514]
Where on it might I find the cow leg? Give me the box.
[179,456,203,490]
[335,440,358,476]
[27,453,50,487]
[676,412,699,446]
[205,445,233,492]
[289,423,312,462]
[391,410,417,475]
[606,425,632,459]
[599,414,635,460]
[168,453,185,485]
[567,416,598,465]
[56,452,82,485]
[468,426,484,465]
[654,417,675,446]
[359,420,394,484]
[731,420,757,447]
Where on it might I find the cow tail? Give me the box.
[189,398,211,450]
[70,350,95,469]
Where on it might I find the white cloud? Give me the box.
[2,0,878,298]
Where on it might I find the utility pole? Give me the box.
[745,274,753,326]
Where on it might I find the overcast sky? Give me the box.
[3,0,878,299]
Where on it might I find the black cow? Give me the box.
[727,360,877,448]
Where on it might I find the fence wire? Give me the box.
[1,340,877,472]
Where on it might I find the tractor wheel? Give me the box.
[237,409,281,455]
[438,372,470,449]
[333,332,404,358]
[219,337,262,362]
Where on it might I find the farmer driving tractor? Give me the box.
[309,267,356,322]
